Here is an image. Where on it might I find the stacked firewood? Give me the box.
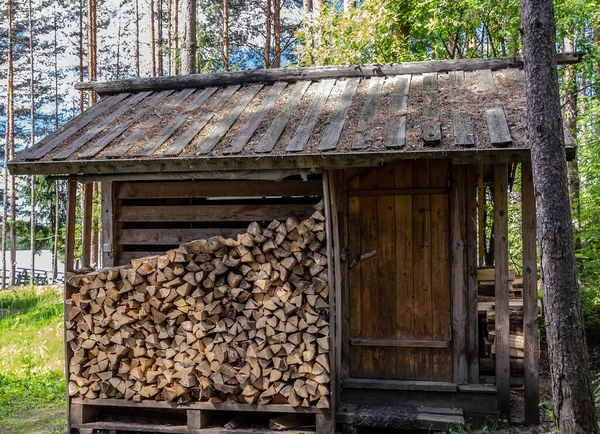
[65,203,330,409]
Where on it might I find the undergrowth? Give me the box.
[0,286,67,433]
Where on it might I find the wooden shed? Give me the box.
[9,56,578,434]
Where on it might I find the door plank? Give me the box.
[348,175,362,378]
[395,160,415,379]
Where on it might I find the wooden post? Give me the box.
[322,171,336,433]
[478,164,485,266]
[522,161,539,424]
[493,163,510,417]
[451,165,468,385]
[101,182,115,267]
[66,180,78,272]
[82,183,93,267]
[466,165,479,383]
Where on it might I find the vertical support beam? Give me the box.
[478,164,485,266]
[65,179,78,432]
[82,183,93,267]
[451,165,468,385]
[187,409,210,430]
[466,165,479,383]
[101,182,115,267]
[322,171,336,432]
[522,161,539,424]
[66,180,78,273]
[494,163,510,417]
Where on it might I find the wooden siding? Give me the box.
[111,177,322,265]
[347,160,452,382]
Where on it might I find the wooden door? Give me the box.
[348,160,453,382]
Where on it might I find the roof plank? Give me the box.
[255,81,311,153]
[352,77,385,149]
[422,73,441,147]
[391,75,411,112]
[422,122,441,146]
[196,84,264,155]
[79,91,174,159]
[319,78,360,151]
[225,82,287,155]
[52,91,153,160]
[163,85,240,157]
[476,70,496,90]
[486,108,512,147]
[386,116,407,149]
[453,116,475,147]
[21,93,130,160]
[449,71,465,88]
[286,79,335,153]
[106,88,197,158]
[132,87,219,157]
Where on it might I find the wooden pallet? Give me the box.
[71,398,332,434]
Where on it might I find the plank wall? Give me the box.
[108,177,323,266]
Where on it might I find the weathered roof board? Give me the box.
[9,58,577,176]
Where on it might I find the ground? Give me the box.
[0,286,67,434]
[0,286,597,433]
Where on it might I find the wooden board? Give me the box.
[486,108,512,147]
[117,180,323,199]
[347,160,451,382]
[522,161,539,424]
[352,77,385,149]
[494,163,510,416]
[117,203,316,222]
[319,79,360,151]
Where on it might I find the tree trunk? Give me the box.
[88,0,97,104]
[223,0,229,71]
[2,0,13,290]
[273,0,280,68]
[181,0,196,74]
[174,0,179,75]
[29,0,35,285]
[562,37,581,252]
[168,0,172,75]
[520,1,598,432]
[151,0,156,76]
[264,0,271,68]
[79,0,85,112]
[158,0,163,76]
[135,0,140,77]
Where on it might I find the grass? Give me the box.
[0,286,67,434]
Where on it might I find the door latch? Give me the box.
[349,250,377,268]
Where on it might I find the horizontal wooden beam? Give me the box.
[117,204,316,222]
[117,228,247,245]
[117,180,323,199]
[348,188,448,196]
[342,378,458,392]
[71,398,327,413]
[350,338,450,348]
[75,54,582,95]
[8,148,549,176]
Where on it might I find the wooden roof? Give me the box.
[9,56,578,176]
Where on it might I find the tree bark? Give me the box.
[79,0,85,112]
[158,0,163,76]
[520,1,598,432]
[2,0,13,290]
[88,0,97,104]
[135,0,140,77]
[223,0,229,71]
[29,0,35,285]
[273,0,281,68]
[264,0,271,68]
[562,38,581,252]
[151,0,156,77]
[181,0,196,74]
[174,0,179,75]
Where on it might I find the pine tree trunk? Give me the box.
[562,38,581,252]
[158,0,163,76]
[181,0,196,74]
[174,0,179,75]
[88,0,97,104]
[520,1,598,432]
[151,0,156,77]
[273,0,280,68]
[79,0,85,112]
[2,0,13,290]
[135,0,140,77]
[29,0,35,286]
[168,0,172,75]
[264,0,271,68]
[223,0,229,71]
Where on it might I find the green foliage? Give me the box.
[0,287,66,433]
